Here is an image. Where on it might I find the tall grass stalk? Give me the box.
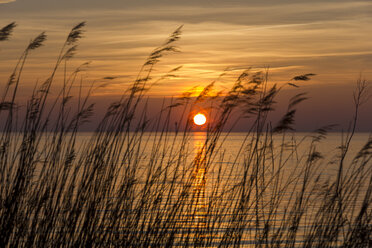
[0,22,371,247]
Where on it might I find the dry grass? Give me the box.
[0,22,371,247]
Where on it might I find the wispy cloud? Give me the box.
[0,0,16,4]
[0,0,371,97]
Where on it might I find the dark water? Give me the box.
[35,132,371,246]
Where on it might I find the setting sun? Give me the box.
[193,113,207,126]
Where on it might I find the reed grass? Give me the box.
[0,22,371,247]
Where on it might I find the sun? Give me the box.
[193,113,207,126]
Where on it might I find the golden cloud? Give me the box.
[0,0,16,3]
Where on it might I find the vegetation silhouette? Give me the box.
[0,22,371,247]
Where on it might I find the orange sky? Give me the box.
[0,0,371,130]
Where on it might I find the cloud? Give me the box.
[0,0,371,99]
[0,0,16,4]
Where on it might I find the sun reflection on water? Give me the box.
[190,132,208,244]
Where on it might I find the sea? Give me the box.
[65,131,371,247]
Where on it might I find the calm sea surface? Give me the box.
[39,132,372,246]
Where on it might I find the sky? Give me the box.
[0,0,371,131]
